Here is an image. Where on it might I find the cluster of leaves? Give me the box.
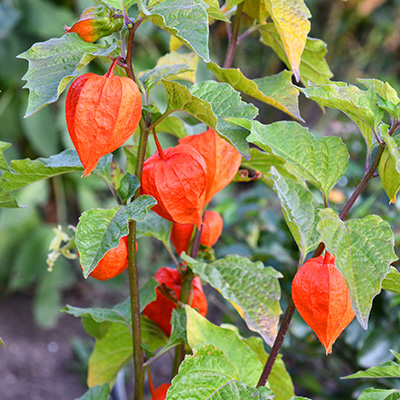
[1,0,400,399]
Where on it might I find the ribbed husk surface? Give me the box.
[66,72,142,176]
[292,252,355,354]
[141,144,207,227]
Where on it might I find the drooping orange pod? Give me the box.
[65,58,142,176]
[179,129,242,204]
[141,143,207,227]
[200,210,223,247]
[65,5,123,43]
[171,210,223,255]
[143,267,207,336]
[150,383,171,400]
[292,252,355,354]
[171,222,194,255]
[83,236,129,281]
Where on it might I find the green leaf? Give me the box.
[381,131,400,175]
[260,24,333,86]
[76,195,157,277]
[0,141,11,171]
[139,277,159,312]
[184,254,282,347]
[378,132,400,204]
[317,208,398,329]
[190,80,258,158]
[17,33,118,117]
[75,383,110,400]
[62,303,129,326]
[343,361,400,379]
[166,343,274,400]
[95,0,137,10]
[185,306,263,386]
[87,322,132,387]
[117,173,140,204]
[0,336,4,348]
[269,168,321,261]
[243,336,295,400]
[241,147,300,184]
[208,63,303,121]
[299,82,384,152]
[1,149,112,191]
[85,313,167,388]
[264,0,311,81]
[140,64,194,92]
[137,210,172,251]
[155,116,188,139]
[356,388,400,400]
[161,80,258,158]
[141,316,169,351]
[139,0,210,62]
[63,278,157,323]
[239,120,349,198]
[0,189,19,208]
[149,308,187,362]
[382,267,400,295]
[202,0,229,21]
[358,78,400,119]
[243,0,269,23]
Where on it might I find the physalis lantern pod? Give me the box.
[171,222,194,255]
[179,129,242,204]
[292,252,355,354]
[141,143,207,227]
[65,58,142,176]
[143,267,207,336]
[171,210,223,255]
[65,5,124,43]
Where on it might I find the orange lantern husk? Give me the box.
[141,144,207,227]
[292,252,355,354]
[179,129,242,204]
[65,58,142,176]
[143,267,207,336]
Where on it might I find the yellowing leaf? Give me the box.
[156,51,198,83]
[169,35,184,51]
[265,0,311,81]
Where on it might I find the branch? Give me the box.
[223,3,244,69]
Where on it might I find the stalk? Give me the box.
[223,3,244,68]
[124,22,149,400]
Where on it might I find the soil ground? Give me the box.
[0,293,88,400]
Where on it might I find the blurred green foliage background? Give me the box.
[1,0,400,399]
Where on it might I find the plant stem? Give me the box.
[223,3,244,68]
[171,226,202,377]
[257,132,391,386]
[125,19,144,81]
[339,144,385,220]
[127,119,151,400]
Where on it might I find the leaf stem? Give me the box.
[223,3,244,68]
[153,129,167,160]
